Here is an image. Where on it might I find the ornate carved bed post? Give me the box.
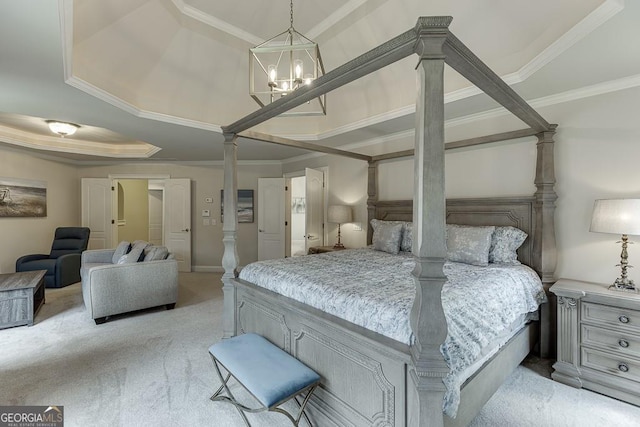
[366,160,378,245]
[533,125,558,285]
[534,124,558,357]
[222,132,240,339]
[409,17,452,427]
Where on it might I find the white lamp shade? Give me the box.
[590,199,640,235]
[327,205,352,224]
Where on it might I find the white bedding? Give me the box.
[238,248,546,416]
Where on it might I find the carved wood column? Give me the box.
[409,17,452,427]
[366,160,378,245]
[222,133,239,339]
[533,125,558,285]
[551,295,583,388]
[534,125,557,357]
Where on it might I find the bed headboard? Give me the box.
[370,197,535,267]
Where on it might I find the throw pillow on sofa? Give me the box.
[112,241,131,264]
[143,246,169,261]
[117,241,149,264]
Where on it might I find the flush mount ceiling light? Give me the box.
[249,0,326,116]
[46,120,79,137]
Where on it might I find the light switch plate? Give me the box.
[353,223,363,231]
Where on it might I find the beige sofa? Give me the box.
[80,242,179,324]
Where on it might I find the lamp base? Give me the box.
[333,243,345,249]
[609,278,638,293]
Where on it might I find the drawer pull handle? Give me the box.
[619,315,630,324]
[618,363,629,373]
[619,339,630,348]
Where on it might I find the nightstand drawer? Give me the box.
[581,324,640,358]
[582,301,640,334]
[581,347,640,383]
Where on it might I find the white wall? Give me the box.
[0,148,79,274]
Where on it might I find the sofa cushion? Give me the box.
[112,241,131,264]
[143,246,169,262]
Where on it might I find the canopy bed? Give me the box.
[219,16,557,427]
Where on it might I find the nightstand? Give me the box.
[308,246,346,254]
[550,278,640,406]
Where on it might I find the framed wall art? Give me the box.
[220,189,254,223]
[0,177,47,217]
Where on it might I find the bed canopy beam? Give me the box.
[443,34,551,132]
[370,128,540,162]
[239,131,372,162]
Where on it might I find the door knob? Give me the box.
[182,228,190,232]
[259,229,264,232]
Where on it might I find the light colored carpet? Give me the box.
[0,272,639,426]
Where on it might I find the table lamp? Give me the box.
[590,198,640,292]
[327,205,352,249]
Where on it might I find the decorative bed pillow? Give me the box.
[370,219,403,255]
[112,241,131,264]
[401,222,413,252]
[489,226,527,264]
[446,224,495,266]
[117,241,149,264]
[143,245,170,262]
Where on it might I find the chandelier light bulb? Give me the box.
[268,65,277,87]
[294,59,303,80]
[304,74,313,85]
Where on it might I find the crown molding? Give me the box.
[0,124,161,158]
[170,0,262,45]
[65,77,223,133]
[306,0,370,40]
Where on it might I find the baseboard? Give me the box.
[192,266,224,273]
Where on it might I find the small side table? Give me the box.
[308,246,347,254]
[0,270,46,329]
[550,278,640,406]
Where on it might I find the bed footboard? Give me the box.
[232,278,410,426]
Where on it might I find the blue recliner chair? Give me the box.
[16,227,90,288]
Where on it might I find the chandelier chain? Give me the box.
[290,0,294,28]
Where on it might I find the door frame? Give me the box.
[283,167,329,249]
[108,174,170,246]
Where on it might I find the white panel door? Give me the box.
[305,168,324,253]
[81,178,112,250]
[258,178,285,260]
[164,179,191,272]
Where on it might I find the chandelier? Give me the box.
[249,0,326,116]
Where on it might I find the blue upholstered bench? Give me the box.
[209,333,321,427]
